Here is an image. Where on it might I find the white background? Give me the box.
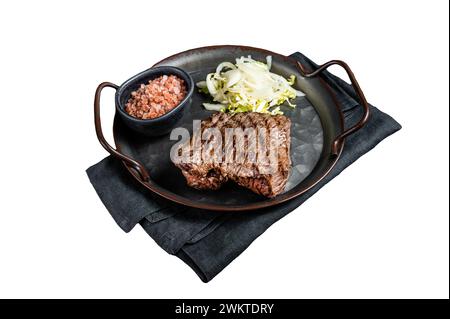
[0,0,448,299]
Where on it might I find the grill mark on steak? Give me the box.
[173,112,291,198]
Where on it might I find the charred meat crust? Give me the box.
[174,112,291,198]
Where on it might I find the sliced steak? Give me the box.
[173,112,291,197]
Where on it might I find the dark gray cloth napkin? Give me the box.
[86,52,401,282]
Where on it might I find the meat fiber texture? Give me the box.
[173,112,291,198]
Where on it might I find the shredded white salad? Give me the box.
[196,56,304,115]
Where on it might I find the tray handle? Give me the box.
[298,60,370,155]
[94,82,150,182]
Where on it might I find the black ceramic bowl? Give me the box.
[115,66,194,136]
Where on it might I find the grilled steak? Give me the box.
[174,112,291,197]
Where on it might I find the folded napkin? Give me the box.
[86,52,401,282]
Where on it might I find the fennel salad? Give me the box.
[196,56,304,115]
